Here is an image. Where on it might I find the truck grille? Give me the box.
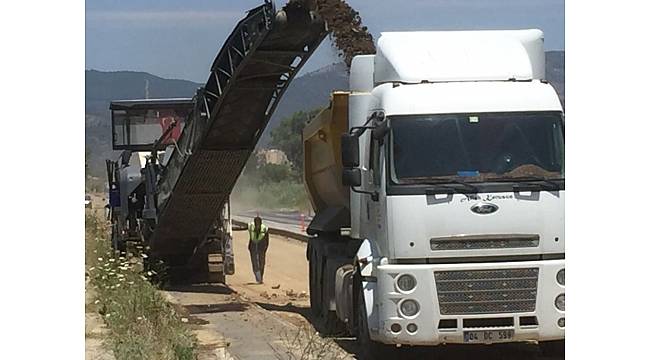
[430,234,539,250]
[434,268,539,315]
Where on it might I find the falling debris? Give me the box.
[314,0,376,68]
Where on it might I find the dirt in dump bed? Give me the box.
[315,0,376,68]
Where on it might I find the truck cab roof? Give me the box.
[375,29,545,84]
[372,80,563,116]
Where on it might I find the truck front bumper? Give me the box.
[368,260,565,345]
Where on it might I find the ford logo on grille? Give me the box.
[471,202,499,215]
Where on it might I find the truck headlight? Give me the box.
[555,294,565,311]
[396,274,417,292]
[556,269,565,285]
[400,299,420,317]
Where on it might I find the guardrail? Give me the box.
[232,219,310,243]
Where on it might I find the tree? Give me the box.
[269,108,322,175]
[258,163,293,183]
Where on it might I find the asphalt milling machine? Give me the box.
[105,0,327,284]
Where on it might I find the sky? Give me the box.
[86,0,565,82]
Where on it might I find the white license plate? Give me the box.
[463,329,514,343]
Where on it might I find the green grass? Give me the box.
[85,214,197,360]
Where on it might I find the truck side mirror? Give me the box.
[371,119,390,141]
[341,134,360,168]
[342,168,362,187]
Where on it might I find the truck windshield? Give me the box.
[389,112,564,185]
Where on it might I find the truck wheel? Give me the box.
[539,340,564,357]
[319,310,347,336]
[356,286,391,359]
[311,253,347,335]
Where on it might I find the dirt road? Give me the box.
[228,229,310,305]
[162,232,562,360]
[163,230,350,359]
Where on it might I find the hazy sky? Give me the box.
[86,0,565,82]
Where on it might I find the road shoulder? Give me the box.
[85,281,115,360]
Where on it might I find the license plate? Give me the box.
[463,329,514,343]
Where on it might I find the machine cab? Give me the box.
[110,98,194,152]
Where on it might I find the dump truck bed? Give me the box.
[302,92,351,234]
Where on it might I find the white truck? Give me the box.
[303,29,564,358]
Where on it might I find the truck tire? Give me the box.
[356,286,392,359]
[539,340,564,357]
[309,246,347,335]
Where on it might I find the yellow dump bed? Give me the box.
[303,92,350,231]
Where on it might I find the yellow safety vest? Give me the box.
[248,222,268,243]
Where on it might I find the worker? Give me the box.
[248,216,269,284]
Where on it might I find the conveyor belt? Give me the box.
[149,1,327,264]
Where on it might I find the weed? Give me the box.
[85,213,197,360]
[280,325,350,360]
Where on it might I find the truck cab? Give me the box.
[304,29,564,356]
